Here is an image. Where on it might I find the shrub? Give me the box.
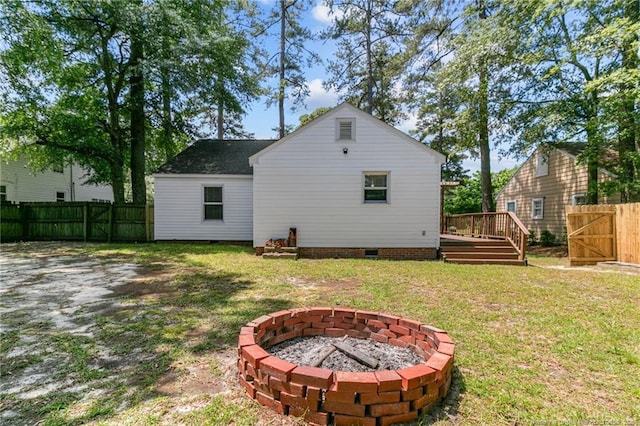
[540,230,556,247]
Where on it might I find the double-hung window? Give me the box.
[364,173,388,203]
[531,198,544,219]
[204,186,223,220]
[0,185,6,202]
[571,194,586,205]
[506,200,516,213]
[535,153,548,177]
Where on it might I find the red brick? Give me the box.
[375,370,403,392]
[246,363,257,380]
[260,356,297,380]
[289,381,306,397]
[333,308,357,317]
[239,326,256,335]
[401,385,425,401]
[303,328,325,337]
[304,410,330,426]
[434,331,454,345]
[389,324,410,336]
[439,375,452,397]
[370,332,389,344]
[306,386,322,402]
[416,339,435,353]
[411,390,437,410]
[291,366,334,389]
[379,328,397,339]
[412,330,427,341]
[437,342,455,356]
[397,364,437,390]
[290,307,309,317]
[323,400,366,417]
[334,414,376,426]
[270,310,293,323]
[325,383,356,403]
[241,344,269,368]
[237,333,255,348]
[399,318,422,331]
[335,371,378,393]
[309,307,333,316]
[335,321,355,329]
[421,324,445,334]
[347,329,370,339]
[377,314,400,325]
[379,410,418,426]
[389,338,410,348]
[255,390,286,415]
[355,310,379,320]
[293,322,310,331]
[284,317,305,327]
[253,315,273,328]
[280,391,319,411]
[426,351,452,374]
[368,401,410,417]
[311,321,333,329]
[325,327,348,337]
[301,315,324,323]
[269,376,291,393]
[238,374,255,398]
[398,335,416,345]
[366,319,387,330]
[359,391,400,404]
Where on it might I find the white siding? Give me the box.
[252,105,443,248]
[0,157,113,203]
[154,174,253,241]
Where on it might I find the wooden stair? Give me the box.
[441,238,527,266]
[262,246,298,260]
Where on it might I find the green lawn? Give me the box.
[2,243,639,425]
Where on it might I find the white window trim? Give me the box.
[531,198,544,220]
[336,118,355,141]
[363,172,389,204]
[535,153,549,177]
[571,194,586,206]
[506,200,517,213]
[203,185,223,221]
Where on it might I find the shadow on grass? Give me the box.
[420,366,466,424]
[2,244,295,426]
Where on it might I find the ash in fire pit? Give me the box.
[269,336,425,372]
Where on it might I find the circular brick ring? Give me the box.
[237,307,455,426]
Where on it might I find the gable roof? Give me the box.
[154,139,276,175]
[249,103,446,165]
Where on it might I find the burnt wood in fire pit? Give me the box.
[332,340,379,368]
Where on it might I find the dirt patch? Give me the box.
[527,245,569,257]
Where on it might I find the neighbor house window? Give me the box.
[571,194,587,205]
[56,191,66,202]
[336,119,355,141]
[364,173,388,203]
[535,153,548,177]
[531,198,544,219]
[506,200,517,213]
[204,186,223,220]
[0,185,6,202]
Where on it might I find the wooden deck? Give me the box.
[440,235,527,266]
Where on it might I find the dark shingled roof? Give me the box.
[154,139,276,175]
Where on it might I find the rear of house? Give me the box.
[496,144,619,241]
[250,103,445,259]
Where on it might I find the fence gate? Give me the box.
[566,205,616,266]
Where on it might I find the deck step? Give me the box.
[262,252,298,260]
[444,258,527,266]
[264,246,298,253]
[443,252,520,260]
[440,246,517,253]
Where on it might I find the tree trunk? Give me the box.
[618,0,639,202]
[217,99,224,140]
[477,0,494,212]
[110,158,126,203]
[161,35,173,161]
[278,0,286,138]
[130,13,146,205]
[365,0,373,115]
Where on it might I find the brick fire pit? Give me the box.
[237,307,455,425]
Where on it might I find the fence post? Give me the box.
[145,204,151,242]
[83,203,88,242]
[20,204,29,240]
[108,203,113,243]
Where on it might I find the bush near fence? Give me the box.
[0,202,154,243]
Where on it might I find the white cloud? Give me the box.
[312,3,343,24]
[305,78,340,111]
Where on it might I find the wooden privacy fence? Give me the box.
[0,202,154,243]
[566,202,640,266]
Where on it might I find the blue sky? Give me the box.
[240,0,520,174]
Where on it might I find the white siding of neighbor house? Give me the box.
[251,105,444,249]
[1,157,113,203]
[153,174,254,241]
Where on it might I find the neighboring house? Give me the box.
[496,143,619,240]
[0,156,113,203]
[154,103,446,259]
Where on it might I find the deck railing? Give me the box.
[442,212,528,261]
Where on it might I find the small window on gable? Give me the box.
[531,198,544,219]
[506,200,516,213]
[0,185,7,202]
[572,194,587,206]
[535,153,548,177]
[337,119,355,141]
[56,191,66,202]
[364,173,388,203]
[204,186,223,220]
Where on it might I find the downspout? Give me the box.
[69,165,75,201]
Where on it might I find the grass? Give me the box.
[1,242,639,425]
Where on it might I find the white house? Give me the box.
[154,103,445,259]
[0,156,113,203]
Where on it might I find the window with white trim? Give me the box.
[571,194,587,205]
[56,191,66,202]
[535,153,548,177]
[506,200,517,213]
[336,119,355,141]
[364,173,388,203]
[204,186,223,220]
[0,185,6,202]
[531,198,544,219]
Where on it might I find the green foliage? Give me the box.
[298,107,333,127]
[540,230,557,247]
[445,167,517,215]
